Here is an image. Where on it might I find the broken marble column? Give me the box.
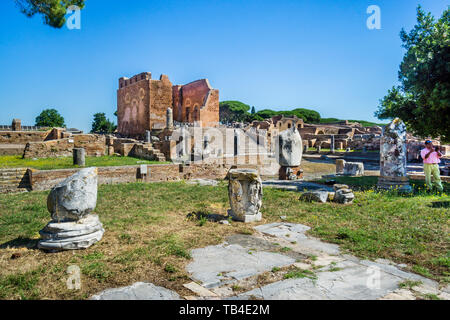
[227,168,262,223]
[377,118,412,192]
[277,127,303,180]
[73,148,85,166]
[145,130,151,143]
[38,168,104,251]
[166,107,174,130]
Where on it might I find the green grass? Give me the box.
[0,178,448,299]
[284,268,317,280]
[0,155,169,170]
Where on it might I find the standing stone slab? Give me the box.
[377,118,412,192]
[278,128,303,167]
[227,168,262,223]
[39,167,104,251]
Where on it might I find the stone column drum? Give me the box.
[73,148,86,166]
[227,168,263,223]
[166,107,174,130]
[38,167,105,251]
[377,118,412,192]
[278,127,303,180]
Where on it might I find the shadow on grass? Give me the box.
[186,210,228,223]
[0,236,39,249]
[431,201,450,208]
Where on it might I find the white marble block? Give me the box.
[227,168,263,223]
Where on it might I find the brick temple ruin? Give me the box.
[117,72,219,136]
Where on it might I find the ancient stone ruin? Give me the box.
[38,167,104,251]
[377,118,412,192]
[277,127,303,180]
[333,184,355,204]
[227,168,263,223]
[343,162,364,176]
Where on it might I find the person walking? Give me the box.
[420,140,443,192]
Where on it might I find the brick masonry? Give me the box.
[23,134,106,159]
[117,72,219,137]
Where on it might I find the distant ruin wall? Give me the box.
[0,130,52,144]
[23,134,106,159]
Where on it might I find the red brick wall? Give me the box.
[149,75,173,130]
[117,80,151,137]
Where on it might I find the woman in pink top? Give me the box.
[420,140,443,192]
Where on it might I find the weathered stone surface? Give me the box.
[238,261,402,300]
[378,118,412,192]
[334,188,354,204]
[300,190,329,203]
[181,222,446,300]
[278,128,303,166]
[91,282,181,300]
[186,243,295,288]
[227,168,262,223]
[39,168,104,251]
[343,162,364,176]
[47,168,98,222]
[255,223,340,255]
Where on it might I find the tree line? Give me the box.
[34,108,116,133]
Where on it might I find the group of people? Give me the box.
[421,140,444,192]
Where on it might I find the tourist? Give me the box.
[421,140,443,192]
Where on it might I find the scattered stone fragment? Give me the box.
[183,282,218,297]
[334,188,355,204]
[187,179,219,187]
[219,220,230,225]
[333,184,349,191]
[299,190,329,203]
[343,162,364,176]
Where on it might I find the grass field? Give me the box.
[0,155,168,170]
[0,178,448,299]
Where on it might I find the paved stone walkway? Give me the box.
[92,223,450,300]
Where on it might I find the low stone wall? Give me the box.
[0,144,26,156]
[26,161,269,192]
[23,134,106,159]
[0,130,52,144]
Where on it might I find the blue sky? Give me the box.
[0,0,447,132]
